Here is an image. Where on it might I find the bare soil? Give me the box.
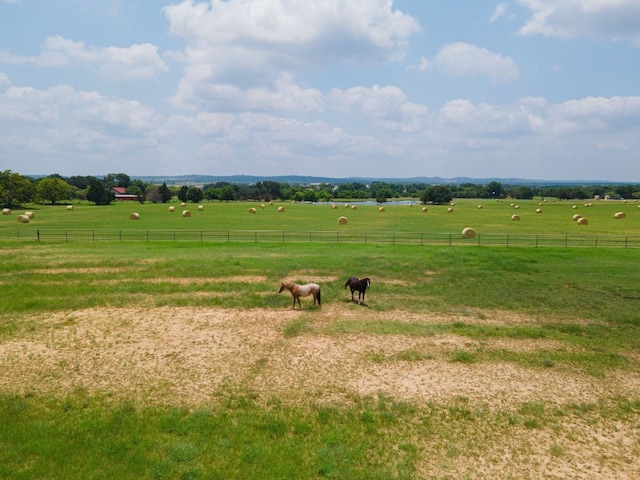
[1,305,639,478]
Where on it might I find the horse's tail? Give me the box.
[344,279,350,289]
[317,289,321,306]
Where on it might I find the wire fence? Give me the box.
[2,229,640,248]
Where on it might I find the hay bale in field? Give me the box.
[129,212,140,220]
[198,205,204,211]
[182,210,191,217]
[422,207,428,212]
[277,206,285,212]
[181,202,186,207]
[332,204,338,209]
[462,227,476,239]
[514,205,520,209]
[24,211,34,219]
[248,207,257,214]
[572,214,582,221]
[535,208,542,213]
[169,206,175,212]
[614,212,626,219]
[577,217,588,225]
[351,205,357,210]
[539,202,543,206]
[379,207,385,212]
[338,216,348,225]
[16,214,30,223]
[511,214,520,221]
[269,201,273,206]
[477,204,483,209]
[447,207,454,212]
[66,205,74,211]
[344,203,349,208]
[572,205,578,209]
[2,208,10,215]
[260,204,265,209]
[450,202,456,206]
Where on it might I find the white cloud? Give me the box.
[518,0,640,46]
[490,3,508,23]
[327,85,427,132]
[429,42,519,82]
[0,35,168,81]
[163,0,420,110]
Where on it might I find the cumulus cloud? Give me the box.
[490,3,508,23]
[518,0,640,46]
[0,35,168,81]
[427,42,519,82]
[327,85,427,132]
[163,0,420,110]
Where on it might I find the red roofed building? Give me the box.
[110,186,138,201]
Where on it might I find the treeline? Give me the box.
[2,170,639,208]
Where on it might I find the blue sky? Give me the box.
[1,0,639,181]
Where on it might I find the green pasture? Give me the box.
[2,197,640,237]
[1,205,640,478]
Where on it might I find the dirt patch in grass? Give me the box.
[1,305,639,479]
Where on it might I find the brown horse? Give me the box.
[344,277,370,304]
[279,282,321,309]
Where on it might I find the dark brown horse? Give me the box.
[279,282,321,309]
[344,277,370,304]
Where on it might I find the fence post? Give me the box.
[595,236,598,248]
[506,234,509,247]
[449,234,452,246]
[37,229,40,242]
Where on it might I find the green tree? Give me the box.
[420,185,452,204]
[158,182,172,203]
[104,173,131,188]
[177,186,189,202]
[186,187,204,203]
[36,177,72,204]
[0,170,35,207]
[219,185,236,202]
[86,179,114,205]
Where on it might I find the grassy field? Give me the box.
[2,197,640,236]
[1,200,639,479]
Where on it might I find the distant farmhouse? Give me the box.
[110,186,137,201]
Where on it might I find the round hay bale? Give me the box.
[260,204,265,209]
[447,207,454,212]
[477,204,483,209]
[535,208,542,213]
[572,205,578,209]
[332,204,338,209]
[66,205,74,211]
[181,202,186,207]
[129,213,140,220]
[614,212,626,219]
[182,210,191,217]
[351,205,357,210]
[422,207,428,212]
[461,227,476,239]
[511,214,520,221]
[277,206,285,212]
[24,211,34,219]
[2,208,10,215]
[572,214,582,221]
[344,203,349,208]
[378,207,385,212]
[450,202,456,206]
[510,203,515,207]
[16,214,30,224]
[338,216,348,225]
[539,202,543,206]
[408,204,413,207]
[168,206,175,212]
[269,201,273,206]
[198,205,204,211]
[577,217,588,225]
[248,207,257,214]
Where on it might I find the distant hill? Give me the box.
[132,174,624,187]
